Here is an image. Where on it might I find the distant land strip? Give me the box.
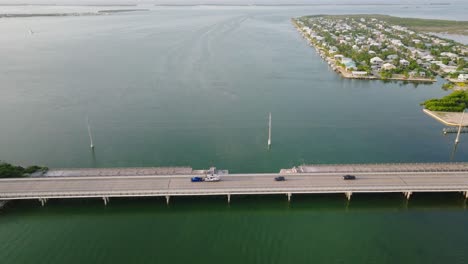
[0,9,149,18]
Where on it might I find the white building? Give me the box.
[382,63,396,70]
[423,55,434,61]
[370,57,384,66]
[441,52,458,59]
[334,54,344,60]
[400,59,410,67]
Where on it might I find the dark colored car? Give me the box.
[191,176,204,182]
[343,175,356,180]
[275,176,286,181]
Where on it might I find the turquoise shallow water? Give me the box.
[0,4,468,264]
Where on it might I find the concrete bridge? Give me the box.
[1,163,468,206]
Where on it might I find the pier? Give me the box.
[443,127,468,134]
[1,163,468,204]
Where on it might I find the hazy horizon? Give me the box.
[0,0,465,6]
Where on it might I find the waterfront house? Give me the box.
[370,57,384,66]
[459,74,468,82]
[382,63,396,71]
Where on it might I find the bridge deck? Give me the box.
[1,163,468,200]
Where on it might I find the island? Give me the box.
[292,15,467,83]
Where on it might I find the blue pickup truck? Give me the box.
[191,176,204,182]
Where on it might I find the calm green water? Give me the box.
[1,195,467,264]
[1,5,468,264]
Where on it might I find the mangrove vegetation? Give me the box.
[0,162,48,178]
[422,90,468,112]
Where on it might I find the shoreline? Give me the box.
[423,109,468,126]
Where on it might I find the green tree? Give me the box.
[457,58,466,71]
[409,60,419,70]
[442,58,450,65]
[430,63,441,71]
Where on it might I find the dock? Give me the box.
[1,163,468,205]
[442,127,468,134]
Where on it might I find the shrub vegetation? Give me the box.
[422,90,468,112]
[0,162,48,178]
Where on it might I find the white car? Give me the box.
[204,174,221,182]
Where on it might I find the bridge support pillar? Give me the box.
[345,192,352,201]
[165,195,170,205]
[404,191,412,200]
[39,198,48,207]
[464,191,468,199]
[227,194,231,204]
[102,197,109,206]
[287,193,292,202]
